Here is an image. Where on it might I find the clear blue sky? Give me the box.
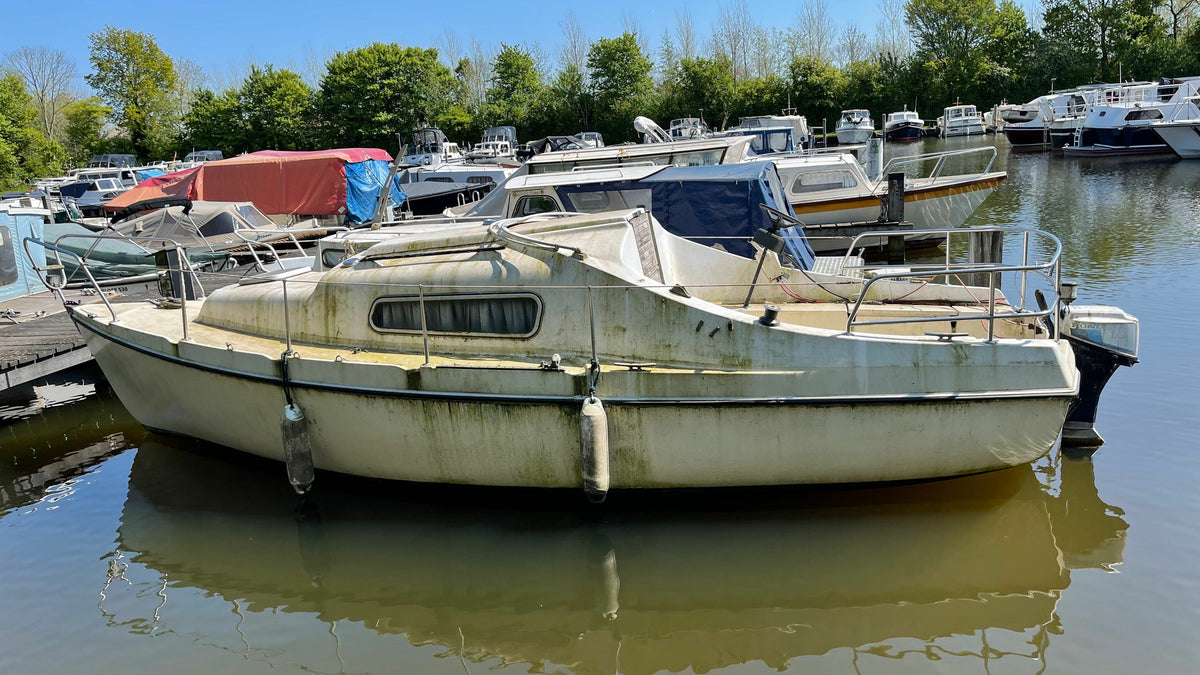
[8,0,1040,91]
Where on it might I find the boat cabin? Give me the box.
[669,118,710,140]
[402,128,463,166]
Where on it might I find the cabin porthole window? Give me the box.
[370,293,543,338]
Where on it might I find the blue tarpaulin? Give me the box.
[344,160,406,224]
[0,208,47,302]
[554,161,815,269]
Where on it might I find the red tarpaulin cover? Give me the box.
[105,148,393,214]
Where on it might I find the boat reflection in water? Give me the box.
[111,437,1127,673]
[0,371,142,515]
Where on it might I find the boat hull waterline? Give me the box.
[77,312,1075,489]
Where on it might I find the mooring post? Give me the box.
[968,230,1004,291]
[885,172,906,265]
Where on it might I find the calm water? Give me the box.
[3,138,1199,674]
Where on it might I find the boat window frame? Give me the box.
[368,292,545,339]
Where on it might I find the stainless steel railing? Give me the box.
[840,226,1063,341]
[873,145,998,188]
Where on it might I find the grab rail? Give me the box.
[233,226,348,272]
[21,237,118,322]
[29,233,203,340]
[486,212,586,258]
[874,145,998,189]
[841,226,1063,341]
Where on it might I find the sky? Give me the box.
[6,0,1041,92]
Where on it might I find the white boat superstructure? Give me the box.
[938,104,986,137]
[772,147,1005,250]
[883,108,924,141]
[402,128,464,167]
[835,110,874,144]
[1067,78,1200,155]
[32,206,1137,499]
[722,112,812,152]
[669,118,711,140]
[466,126,518,164]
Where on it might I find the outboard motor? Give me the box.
[1041,281,1139,448]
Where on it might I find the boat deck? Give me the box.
[1,272,245,394]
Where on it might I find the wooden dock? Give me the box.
[0,292,90,393]
[2,272,246,395]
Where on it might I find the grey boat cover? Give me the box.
[110,201,277,251]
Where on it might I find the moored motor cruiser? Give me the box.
[27,209,1136,498]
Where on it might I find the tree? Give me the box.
[62,97,110,166]
[182,88,242,156]
[905,0,1036,106]
[713,0,755,81]
[788,55,846,128]
[838,24,871,65]
[3,46,76,142]
[1040,0,1170,83]
[239,65,313,150]
[790,1,838,63]
[0,74,65,190]
[85,26,178,161]
[317,43,457,149]
[482,44,541,129]
[587,33,653,142]
[661,55,738,125]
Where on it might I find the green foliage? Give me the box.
[788,56,846,127]
[239,66,313,151]
[182,88,241,157]
[482,44,541,130]
[84,26,177,161]
[61,96,110,166]
[1040,0,1171,84]
[587,33,654,142]
[317,43,456,149]
[0,73,65,190]
[659,56,737,126]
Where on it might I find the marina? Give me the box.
[3,133,1198,672]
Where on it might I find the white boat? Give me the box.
[772,147,1005,251]
[401,128,464,166]
[35,206,1137,499]
[669,118,711,140]
[1065,78,1200,156]
[938,104,986,137]
[1152,115,1200,158]
[720,111,811,152]
[835,110,874,144]
[73,177,129,218]
[883,107,924,142]
[465,126,518,164]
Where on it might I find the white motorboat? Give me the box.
[465,126,519,164]
[73,177,129,218]
[718,111,812,153]
[1064,78,1200,156]
[401,127,464,166]
[938,104,986,137]
[835,109,874,144]
[883,107,924,142]
[1152,115,1200,158]
[669,118,711,140]
[772,147,1005,251]
[34,205,1137,499]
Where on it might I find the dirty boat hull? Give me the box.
[79,317,1073,489]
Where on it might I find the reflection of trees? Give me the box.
[100,438,1129,674]
[967,150,1200,288]
[0,382,140,515]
